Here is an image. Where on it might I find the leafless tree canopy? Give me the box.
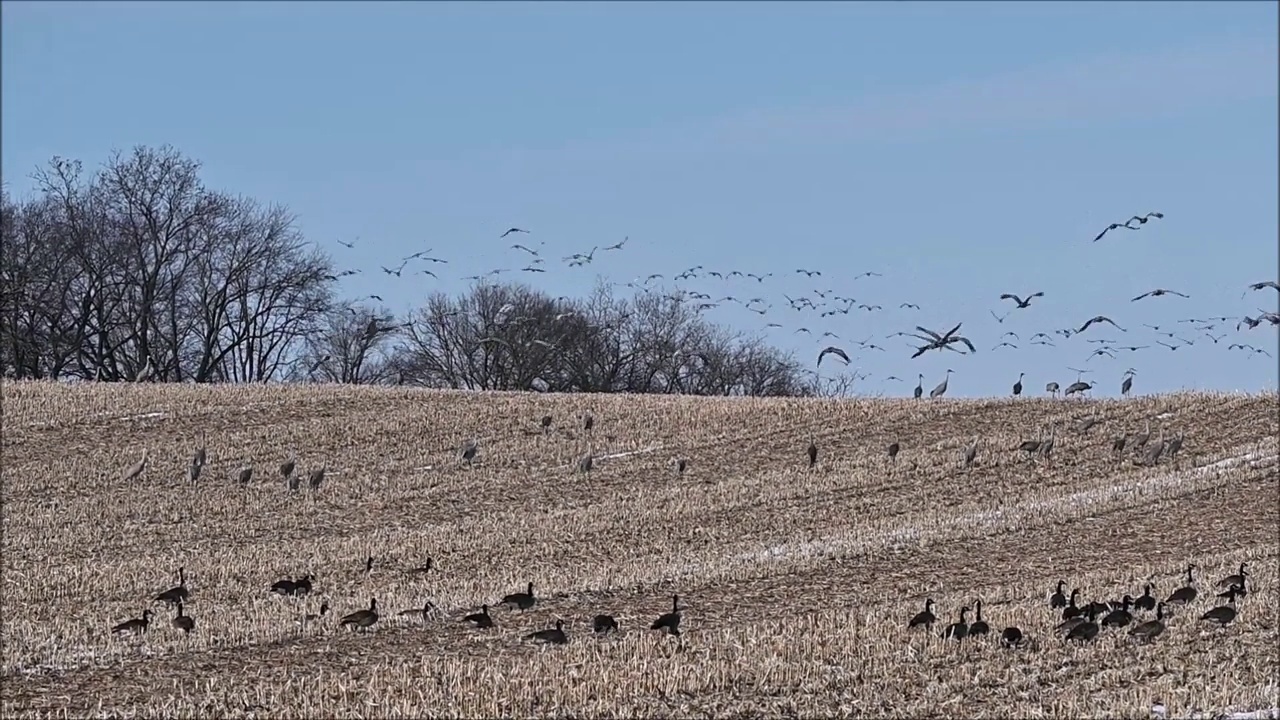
[3,145,815,395]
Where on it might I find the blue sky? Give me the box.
[3,1,1277,397]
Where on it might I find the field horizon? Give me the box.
[2,382,1277,719]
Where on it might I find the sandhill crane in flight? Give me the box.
[796,269,821,277]
[1132,289,1190,302]
[1000,292,1044,309]
[908,323,975,358]
[1126,212,1164,225]
[817,346,851,367]
[500,228,530,238]
[1093,222,1140,242]
[1077,316,1126,334]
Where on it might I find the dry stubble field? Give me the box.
[0,382,1277,719]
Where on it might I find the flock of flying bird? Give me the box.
[908,563,1254,647]
[325,213,1278,394]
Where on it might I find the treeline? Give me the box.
[1,144,819,396]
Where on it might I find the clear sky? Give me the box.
[3,1,1277,398]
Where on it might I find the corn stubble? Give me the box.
[1,382,1277,719]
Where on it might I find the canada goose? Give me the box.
[1061,589,1082,620]
[1218,582,1247,599]
[527,619,568,645]
[807,441,818,468]
[399,601,436,621]
[500,582,536,611]
[593,614,619,634]
[887,442,900,463]
[463,605,494,629]
[907,598,936,629]
[1107,594,1134,612]
[1200,587,1243,626]
[1128,603,1167,642]
[999,626,1025,648]
[1065,607,1100,642]
[1165,565,1197,606]
[1084,599,1110,618]
[1049,580,1067,609]
[1133,584,1156,612]
[1101,598,1134,628]
[292,574,313,596]
[297,602,330,625]
[270,576,298,595]
[1216,563,1248,590]
[155,567,190,606]
[340,598,379,631]
[941,606,970,640]
[651,594,682,636]
[112,609,153,635]
[968,600,989,637]
[171,602,195,634]
[540,414,553,431]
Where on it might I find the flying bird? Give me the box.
[1132,289,1190,302]
[1077,316,1126,334]
[999,292,1044,309]
[1126,212,1164,225]
[1093,222,1140,242]
[500,228,530,238]
[817,346,851,367]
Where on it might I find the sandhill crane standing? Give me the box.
[122,449,148,482]
[192,434,207,470]
[308,465,326,490]
[807,441,818,469]
[1121,370,1136,397]
[280,456,297,482]
[1064,380,1094,397]
[1046,381,1060,398]
[1012,372,1024,397]
[913,374,924,399]
[963,437,979,469]
[134,356,154,383]
[460,440,479,466]
[930,369,953,399]
[237,464,253,487]
[578,454,594,474]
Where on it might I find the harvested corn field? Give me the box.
[2,382,1278,719]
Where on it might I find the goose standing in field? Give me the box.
[651,594,683,636]
[1064,607,1101,642]
[593,614,619,635]
[171,602,195,634]
[999,626,1026,648]
[1165,565,1198,606]
[500,582,536,611]
[526,619,569,645]
[1101,597,1134,628]
[1216,563,1248,591]
[399,601,437,622]
[464,605,494,629]
[155,567,190,606]
[297,602,330,625]
[112,609,153,636]
[968,599,989,637]
[908,598,936,629]
[1129,603,1167,642]
[339,598,379,631]
[1200,587,1243,627]
[1049,580,1068,609]
[1133,584,1156,612]
[1061,589,1082,620]
[941,606,970,641]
